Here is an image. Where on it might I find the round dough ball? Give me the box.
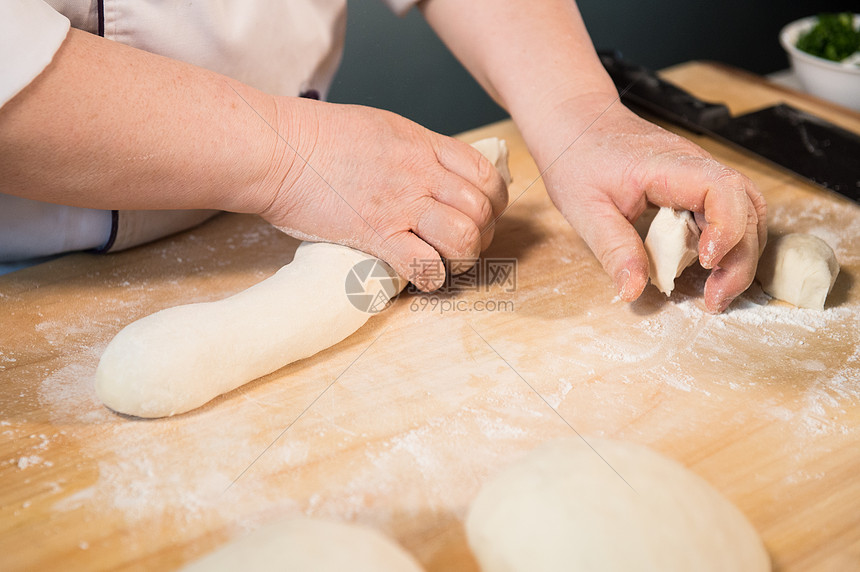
[466,438,769,572]
[756,233,839,310]
[180,517,424,572]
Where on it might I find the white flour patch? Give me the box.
[491,268,860,448]
[307,408,542,532]
[10,202,859,567]
[32,328,539,547]
[17,455,44,470]
[34,349,304,532]
[543,378,574,409]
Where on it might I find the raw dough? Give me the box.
[644,207,700,296]
[466,438,770,572]
[95,242,404,417]
[755,233,839,310]
[96,138,511,418]
[470,137,512,186]
[180,517,423,572]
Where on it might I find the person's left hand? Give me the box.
[525,96,767,313]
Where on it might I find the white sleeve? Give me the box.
[380,0,421,17]
[0,0,70,107]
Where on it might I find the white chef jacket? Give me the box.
[0,0,418,269]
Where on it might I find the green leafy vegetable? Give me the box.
[796,13,860,62]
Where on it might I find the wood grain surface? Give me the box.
[2,62,859,571]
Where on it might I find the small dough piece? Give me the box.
[466,438,770,572]
[96,242,404,418]
[756,233,839,310]
[180,517,424,572]
[644,207,700,296]
[470,137,512,186]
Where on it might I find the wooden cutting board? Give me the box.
[2,61,859,571]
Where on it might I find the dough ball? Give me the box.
[180,517,424,572]
[465,438,769,572]
[644,207,700,296]
[756,233,839,310]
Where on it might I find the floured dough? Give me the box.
[644,207,701,296]
[756,233,839,310]
[180,517,424,572]
[95,242,403,417]
[470,137,512,186]
[466,438,770,572]
[96,138,511,417]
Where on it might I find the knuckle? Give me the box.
[707,163,748,193]
[412,195,436,231]
[750,189,768,218]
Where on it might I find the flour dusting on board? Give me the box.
[38,269,855,540]
[9,202,860,565]
[27,310,545,552]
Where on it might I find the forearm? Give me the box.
[0,28,281,214]
[420,0,618,164]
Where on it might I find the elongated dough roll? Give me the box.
[95,242,403,417]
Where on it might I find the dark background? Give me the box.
[328,1,850,135]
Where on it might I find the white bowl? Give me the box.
[779,15,860,111]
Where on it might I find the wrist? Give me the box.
[213,84,308,219]
[512,87,622,170]
[243,94,324,225]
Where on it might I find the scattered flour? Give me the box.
[17,455,44,470]
[6,206,858,567]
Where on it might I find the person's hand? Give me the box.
[529,96,766,313]
[254,98,508,290]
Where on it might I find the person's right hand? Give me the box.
[525,97,767,313]
[253,98,509,291]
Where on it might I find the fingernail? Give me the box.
[614,268,631,299]
[701,239,717,269]
[701,228,722,269]
[716,296,735,313]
